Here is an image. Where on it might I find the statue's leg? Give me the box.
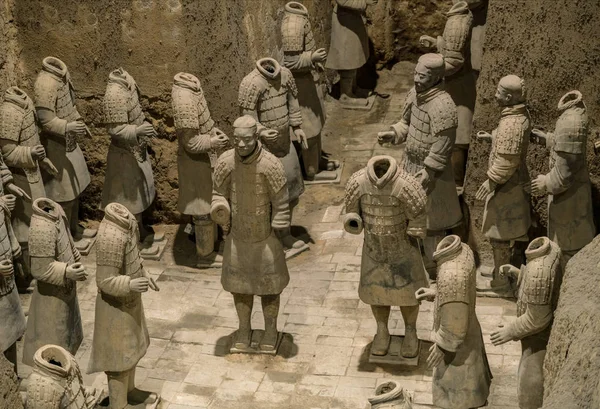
[259,294,280,351]
[106,371,128,409]
[490,239,511,289]
[339,70,369,106]
[126,366,159,405]
[3,342,17,374]
[193,215,223,268]
[400,305,419,358]
[60,199,78,237]
[370,305,391,356]
[232,293,253,348]
[278,199,304,250]
[451,144,469,192]
[302,137,319,181]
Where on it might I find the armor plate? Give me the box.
[489,113,529,167]
[172,74,215,134]
[552,105,587,157]
[282,10,316,53]
[442,6,473,54]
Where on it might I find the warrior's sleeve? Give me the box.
[389,88,414,144]
[282,17,314,72]
[263,153,290,230]
[211,151,233,225]
[424,94,458,173]
[36,108,67,138]
[34,75,71,137]
[399,174,428,234]
[0,106,36,169]
[0,155,13,187]
[433,302,470,352]
[178,129,212,154]
[343,170,364,234]
[283,52,314,72]
[29,221,69,287]
[440,11,473,77]
[506,304,553,340]
[336,0,367,11]
[544,152,583,195]
[424,128,455,173]
[96,232,131,298]
[284,70,303,127]
[487,118,526,185]
[97,266,131,298]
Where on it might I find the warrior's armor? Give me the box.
[282,2,317,73]
[390,86,462,231]
[27,344,102,409]
[437,2,474,79]
[239,58,304,202]
[34,56,91,203]
[212,144,290,295]
[541,91,594,253]
[344,155,428,306]
[432,235,492,409]
[23,198,83,366]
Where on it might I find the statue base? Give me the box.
[98,395,161,409]
[304,163,344,185]
[139,231,168,261]
[368,335,420,366]
[229,330,283,356]
[74,227,97,256]
[285,242,310,260]
[475,268,515,299]
[339,94,376,111]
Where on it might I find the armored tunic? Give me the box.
[432,235,492,409]
[212,145,290,295]
[281,2,326,139]
[34,56,91,203]
[239,59,304,202]
[508,237,561,409]
[543,92,594,252]
[344,156,429,306]
[88,203,149,373]
[325,0,370,70]
[101,68,155,215]
[23,198,83,366]
[172,72,224,216]
[0,86,47,242]
[482,104,531,241]
[390,85,462,232]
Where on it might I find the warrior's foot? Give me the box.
[281,234,305,250]
[401,326,419,358]
[490,276,510,290]
[127,388,159,405]
[371,329,391,356]
[233,328,252,349]
[260,327,279,352]
[339,94,369,107]
[326,160,340,171]
[196,252,223,269]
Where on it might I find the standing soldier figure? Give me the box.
[34,56,94,252]
[238,57,308,253]
[475,75,531,293]
[529,91,595,264]
[211,115,290,352]
[378,53,462,279]
[281,1,339,181]
[344,155,429,358]
[491,237,561,409]
[172,72,228,268]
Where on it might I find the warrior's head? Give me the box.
[495,75,525,107]
[233,115,259,157]
[413,53,445,93]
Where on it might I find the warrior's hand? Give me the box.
[475,179,496,201]
[499,264,520,280]
[377,130,396,145]
[136,122,157,140]
[0,259,13,278]
[415,287,436,302]
[294,129,309,150]
[66,262,87,282]
[311,48,327,64]
[211,127,229,149]
[259,128,279,144]
[130,277,150,293]
[41,158,58,177]
[419,35,437,49]
[31,145,46,161]
[66,121,87,138]
[6,183,31,202]
[476,131,493,143]
[415,168,435,194]
[528,174,547,196]
[530,128,547,146]
[490,324,513,346]
[427,344,445,369]
[0,194,16,212]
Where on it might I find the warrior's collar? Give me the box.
[285,1,308,16]
[104,202,136,232]
[174,72,202,93]
[33,345,71,380]
[32,198,62,222]
[525,237,551,261]
[42,56,69,82]
[558,90,584,112]
[236,141,263,164]
[3,86,31,111]
[256,58,281,80]
[433,235,463,263]
[447,1,469,16]
[366,155,398,189]
[501,103,527,118]
[416,83,445,105]
[108,68,136,91]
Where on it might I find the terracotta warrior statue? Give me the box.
[326,0,377,108]
[416,235,492,409]
[475,75,531,293]
[238,57,307,251]
[27,344,103,409]
[23,198,85,366]
[172,72,229,268]
[529,91,595,264]
[211,115,290,352]
[88,202,160,409]
[0,86,56,286]
[378,53,462,280]
[420,0,484,191]
[491,237,561,409]
[344,155,429,358]
[34,56,94,252]
[281,1,338,181]
[0,158,25,373]
[368,381,414,409]
[102,68,158,253]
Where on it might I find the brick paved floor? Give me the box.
[16,62,521,409]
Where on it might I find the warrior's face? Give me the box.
[494,86,512,107]
[413,63,437,93]
[233,127,258,157]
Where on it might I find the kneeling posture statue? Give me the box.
[211,115,290,353]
